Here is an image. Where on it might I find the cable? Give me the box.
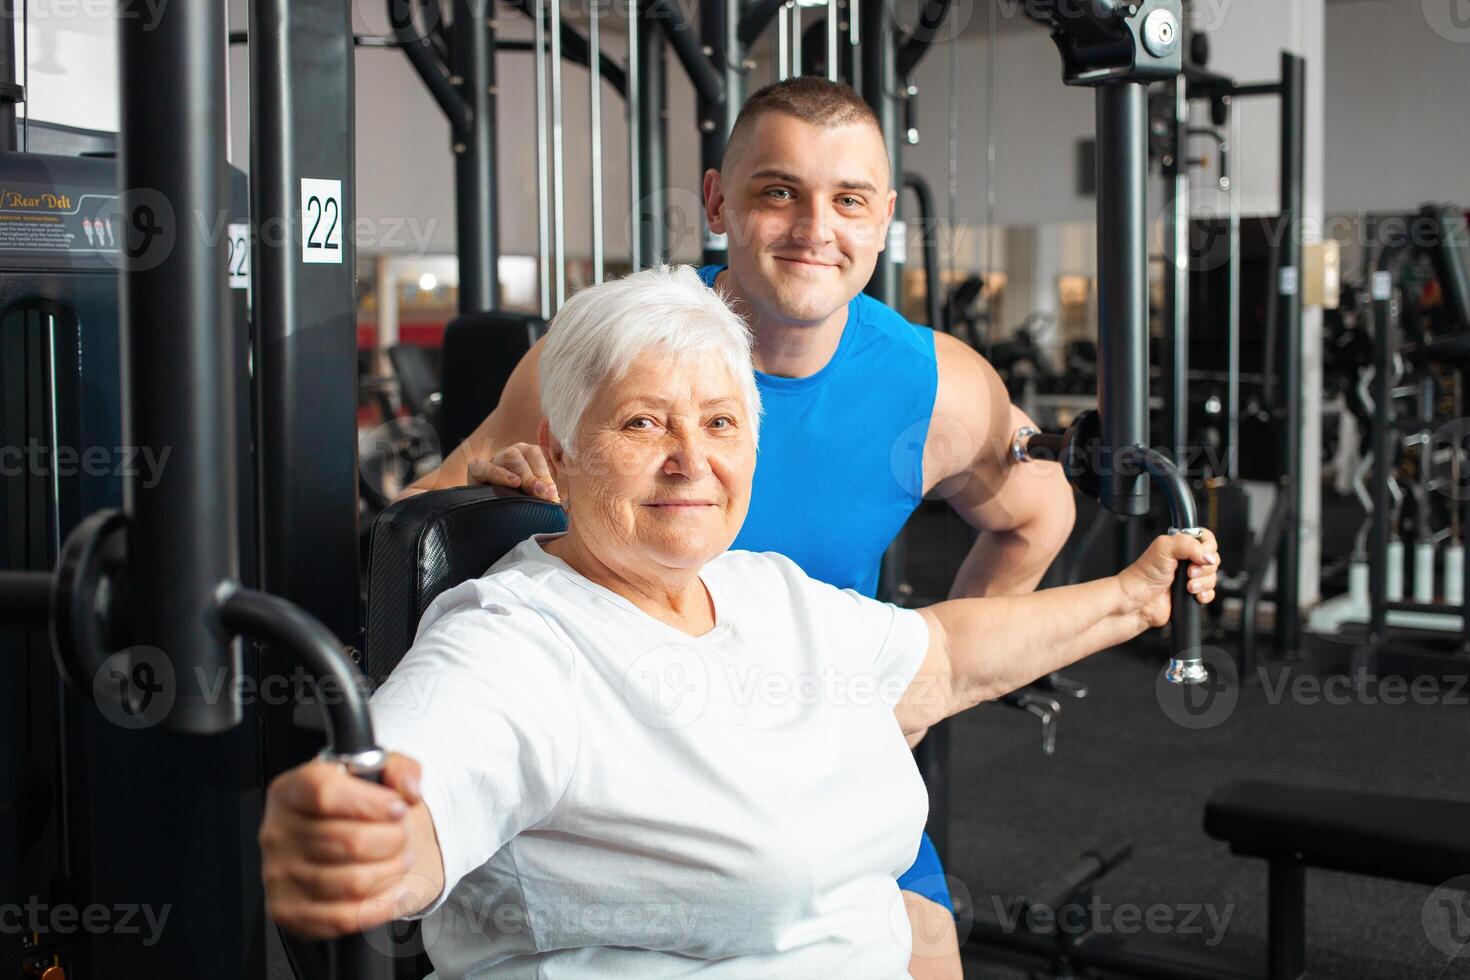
[982,0,996,358]
[23,0,29,150]
[945,0,956,337]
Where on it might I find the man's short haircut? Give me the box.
[721,77,883,176]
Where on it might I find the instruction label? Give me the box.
[0,183,122,255]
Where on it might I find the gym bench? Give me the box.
[1206,779,1470,980]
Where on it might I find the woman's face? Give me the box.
[549,349,756,575]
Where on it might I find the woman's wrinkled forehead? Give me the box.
[590,348,750,418]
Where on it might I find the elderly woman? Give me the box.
[259,266,1219,978]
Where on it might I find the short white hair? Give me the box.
[539,265,762,455]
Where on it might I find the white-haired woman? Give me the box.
[259,266,1219,978]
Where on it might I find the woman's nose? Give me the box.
[662,430,712,479]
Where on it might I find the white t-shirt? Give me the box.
[370,534,932,979]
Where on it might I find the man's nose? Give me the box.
[789,198,834,247]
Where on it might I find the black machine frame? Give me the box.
[1178,54,1308,672]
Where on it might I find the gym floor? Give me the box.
[950,642,1470,979]
[902,501,1470,978]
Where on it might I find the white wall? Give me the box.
[1323,0,1470,214]
[12,0,119,134]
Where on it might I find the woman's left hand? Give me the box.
[1118,529,1221,629]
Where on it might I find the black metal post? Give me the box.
[389,0,471,130]
[1461,368,1469,654]
[109,6,267,976]
[1274,51,1304,655]
[896,0,952,81]
[700,0,741,266]
[904,172,943,330]
[638,17,668,266]
[739,0,787,50]
[1267,860,1306,980]
[120,0,238,735]
[453,0,499,311]
[1368,278,1393,643]
[860,0,900,306]
[1164,75,1190,466]
[250,0,362,718]
[0,0,17,152]
[647,0,724,107]
[1094,83,1151,518]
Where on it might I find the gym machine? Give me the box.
[1177,53,1309,672]
[0,1,389,978]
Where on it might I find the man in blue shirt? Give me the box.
[405,77,1076,978]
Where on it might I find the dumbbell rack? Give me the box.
[1356,253,1470,677]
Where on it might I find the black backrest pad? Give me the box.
[364,487,567,685]
[439,311,547,454]
[387,342,441,413]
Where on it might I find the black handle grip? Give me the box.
[1172,548,1203,659]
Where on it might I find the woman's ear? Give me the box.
[539,418,570,509]
[538,417,563,479]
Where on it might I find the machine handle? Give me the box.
[216,586,394,980]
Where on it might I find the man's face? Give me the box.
[704,113,896,327]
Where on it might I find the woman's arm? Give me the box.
[895,531,1219,737]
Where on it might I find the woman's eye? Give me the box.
[709,416,736,430]
[625,417,655,430]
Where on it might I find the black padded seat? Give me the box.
[1205,779,1470,886]
[361,486,566,980]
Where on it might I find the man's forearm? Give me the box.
[920,576,1146,713]
[948,493,1075,600]
[401,421,505,499]
[949,525,1058,600]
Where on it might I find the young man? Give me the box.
[403,77,1076,978]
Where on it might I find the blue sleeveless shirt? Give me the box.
[699,265,939,597]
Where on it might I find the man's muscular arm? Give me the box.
[398,337,548,499]
[923,331,1076,602]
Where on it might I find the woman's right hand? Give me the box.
[260,752,435,938]
[467,442,561,503]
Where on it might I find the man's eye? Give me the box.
[767,188,792,201]
[838,196,862,208]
